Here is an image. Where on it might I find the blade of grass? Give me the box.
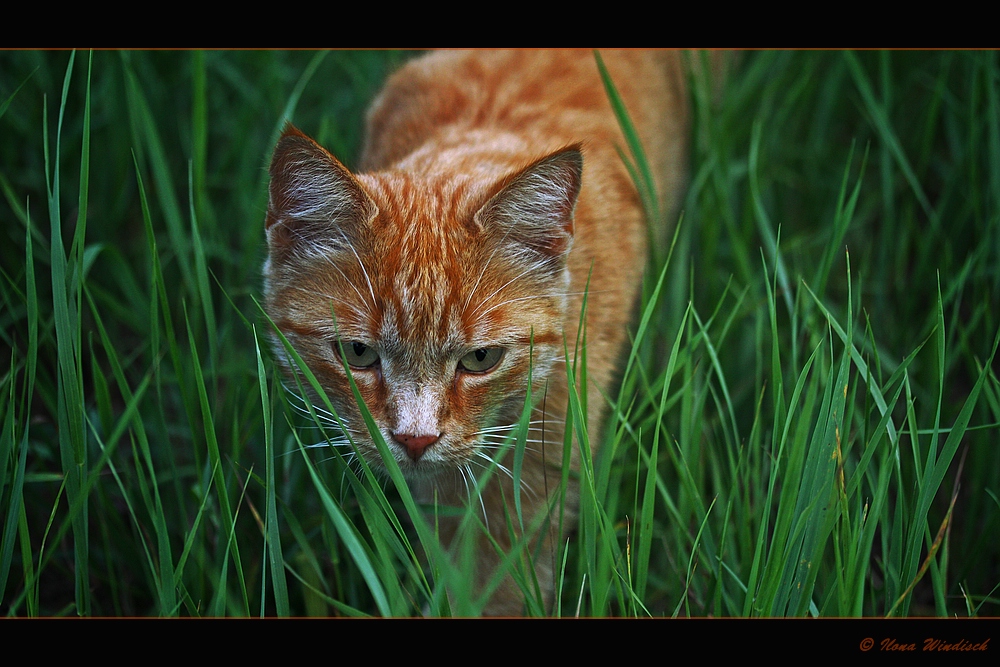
[185,304,250,616]
[254,326,290,616]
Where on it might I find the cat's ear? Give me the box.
[266,125,377,257]
[475,145,582,272]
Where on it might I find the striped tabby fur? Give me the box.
[263,50,688,615]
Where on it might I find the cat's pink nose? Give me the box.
[392,432,440,461]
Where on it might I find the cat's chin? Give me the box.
[369,442,481,484]
[394,461,448,481]
[376,457,466,489]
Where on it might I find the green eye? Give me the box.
[458,347,504,373]
[336,340,379,368]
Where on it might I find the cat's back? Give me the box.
[360,50,687,215]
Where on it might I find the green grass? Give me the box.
[1,50,998,617]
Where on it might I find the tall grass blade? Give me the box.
[255,327,290,615]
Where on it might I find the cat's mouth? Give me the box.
[371,430,489,481]
[380,446,462,481]
[397,442,467,475]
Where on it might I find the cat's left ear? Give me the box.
[475,145,583,265]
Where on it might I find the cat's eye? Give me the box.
[458,347,504,373]
[335,340,380,368]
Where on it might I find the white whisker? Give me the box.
[471,451,538,499]
[468,264,552,320]
[471,465,489,529]
[474,450,513,479]
[284,227,373,317]
[457,465,472,506]
[463,241,506,317]
[339,228,379,316]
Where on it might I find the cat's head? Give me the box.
[263,126,582,480]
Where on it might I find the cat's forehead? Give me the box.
[354,171,499,347]
[360,171,485,239]
[359,172,485,283]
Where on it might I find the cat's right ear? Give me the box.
[266,125,377,258]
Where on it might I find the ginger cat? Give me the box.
[263,50,688,615]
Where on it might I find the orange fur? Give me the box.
[263,50,688,615]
